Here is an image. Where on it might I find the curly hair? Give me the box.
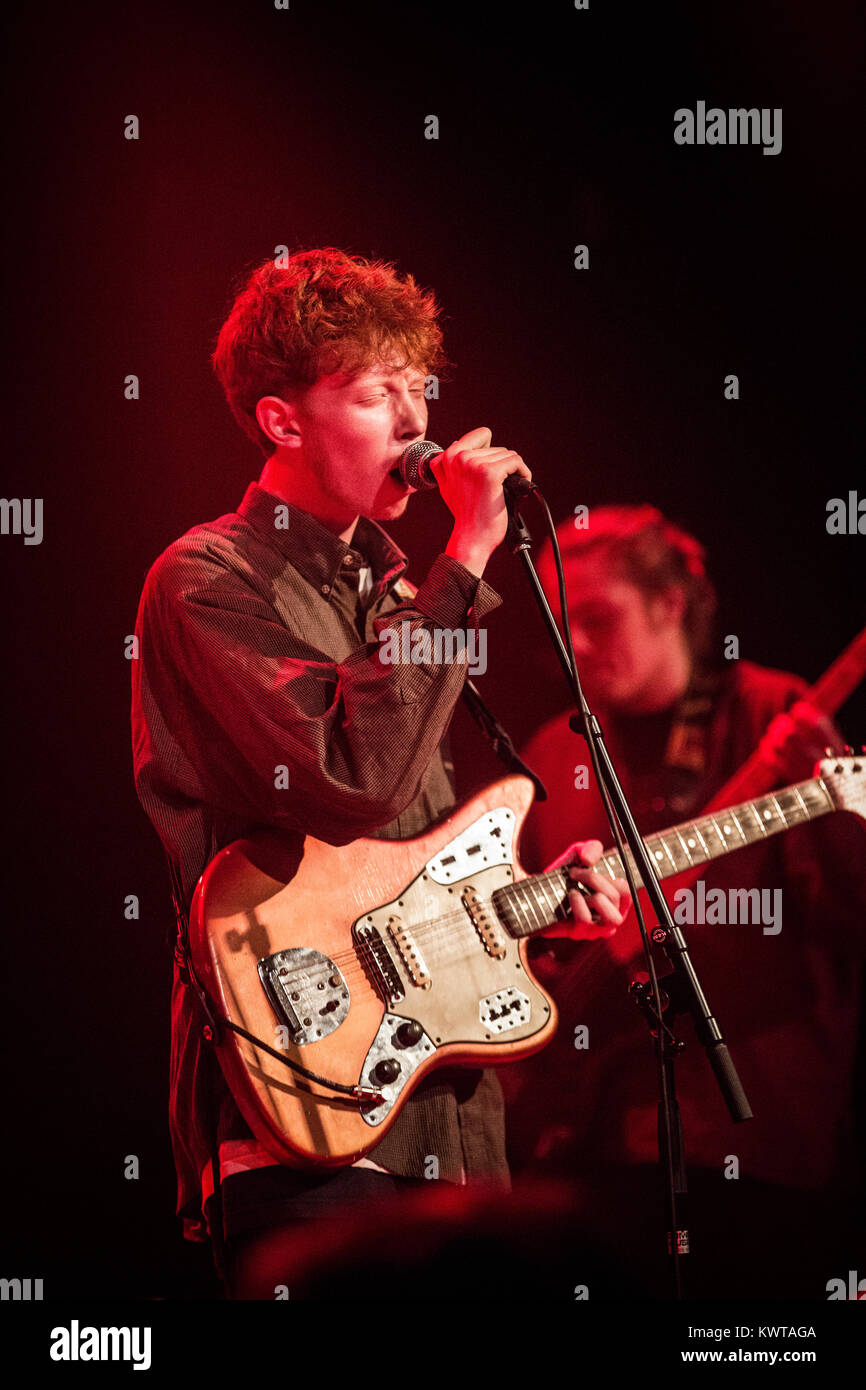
[210,247,450,457]
[541,504,718,659]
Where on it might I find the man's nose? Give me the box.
[399,392,426,436]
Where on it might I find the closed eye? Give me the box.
[360,388,425,402]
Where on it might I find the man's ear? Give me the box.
[649,584,686,630]
[255,395,302,449]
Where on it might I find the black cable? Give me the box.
[220,1019,380,1101]
[166,855,379,1103]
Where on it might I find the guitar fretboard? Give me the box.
[492,775,835,938]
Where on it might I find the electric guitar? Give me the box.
[189,753,866,1168]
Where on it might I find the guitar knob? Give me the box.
[371,1058,401,1086]
[395,1020,424,1048]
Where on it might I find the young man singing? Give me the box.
[130,248,631,1297]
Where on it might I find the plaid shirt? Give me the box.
[131,481,512,1239]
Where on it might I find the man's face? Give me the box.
[560,552,685,712]
[287,359,428,529]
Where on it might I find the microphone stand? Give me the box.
[503,491,753,1299]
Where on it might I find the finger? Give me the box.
[589,893,623,925]
[564,897,616,938]
[463,447,515,464]
[496,452,533,481]
[453,427,493,450]
[569,864,616,901]
[463,448,532,483]
[447,449,517,481]
[575,840,603,867]
[568,888,594,924]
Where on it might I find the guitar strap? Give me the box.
[389,573,548,801]
[662,665,725,779]
[460,678,548,801]
[165,852,231,1264]
[166,854,224,1045]
[626,665,725,825]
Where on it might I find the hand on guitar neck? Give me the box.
[552,628,866,968]
[540,839,632,941]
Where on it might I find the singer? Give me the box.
[130,247,632,1298]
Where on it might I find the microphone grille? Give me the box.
[399,439,443,489]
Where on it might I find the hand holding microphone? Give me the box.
[397,427,535,579]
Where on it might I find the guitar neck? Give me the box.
[495,775,837,938]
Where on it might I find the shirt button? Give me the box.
[321,584,330,595]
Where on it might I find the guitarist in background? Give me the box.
[130,248,631,1298]
[509,505,866,1298]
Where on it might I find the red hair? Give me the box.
[541,504,718,658]
[211,247,451,457]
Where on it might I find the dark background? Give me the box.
[2,0,863,1298]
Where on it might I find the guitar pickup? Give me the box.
[461,885,507,959]
[386,916,431,989]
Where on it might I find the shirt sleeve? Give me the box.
[134,540,502,846]
[717,663,866,940]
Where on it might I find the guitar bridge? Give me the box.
[355,924,405,1004]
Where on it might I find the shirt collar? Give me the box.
[236,481,409,601]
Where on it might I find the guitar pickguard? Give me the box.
[347,806,551,1122]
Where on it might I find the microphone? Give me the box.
[397,440,536,499]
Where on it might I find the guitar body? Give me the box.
[188,746,866,1170]
[190,775,557,1168]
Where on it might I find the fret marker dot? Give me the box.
[724,826,731,834]
[655,850,663,860]
[764,810,771,820]
[688,839,695,848]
